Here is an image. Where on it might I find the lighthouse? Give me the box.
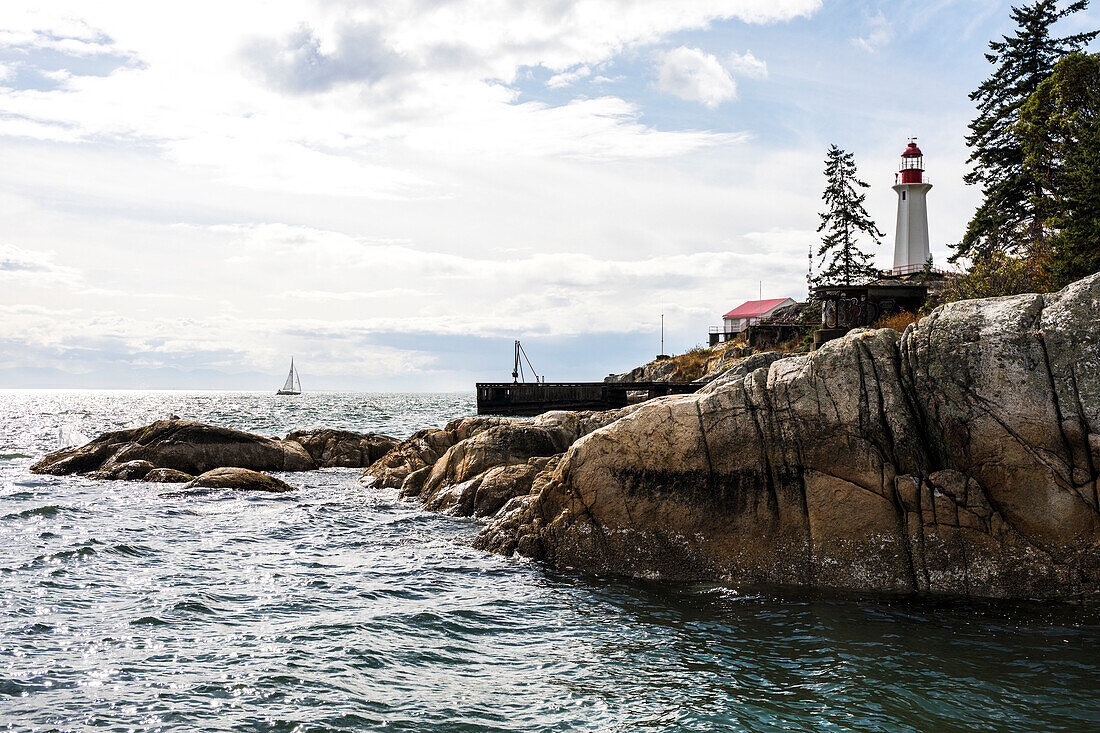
[892,140,932,273]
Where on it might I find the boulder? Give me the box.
[284,429,398,468]
[473,273,1100,600]
[184,467,294,493]
[31,420,318,476]
[88,459,156,481]
[361,410,634,511]
[605,357,696,383]
[142,468,194,483]
[422,456,557,517]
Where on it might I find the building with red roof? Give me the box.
[709,297,798,345]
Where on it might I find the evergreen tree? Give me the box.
[814,145,884,286]
[957,0,1097,262]
[1018,52,1100,286]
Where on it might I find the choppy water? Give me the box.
[1,390,1097,732]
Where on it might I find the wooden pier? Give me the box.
[476,381,699,416]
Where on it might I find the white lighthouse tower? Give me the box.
[892,140,932,273]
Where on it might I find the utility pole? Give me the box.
[660,314,664,355]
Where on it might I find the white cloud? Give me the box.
[0,0,860,388]
[128,221,812,339]
[0,303,433,378]
[0,0,822,198]
[547,65,591,88]
[725,50,768,79]
[852,11,893,52]
[657,46,737,108]
[0,243,78,284]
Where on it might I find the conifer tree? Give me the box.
[957,0,1097,262]
[814,145,884,287]
[1018,52,1100,286]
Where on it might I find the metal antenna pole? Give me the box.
[660,314,664,355]
[808,238,813,295]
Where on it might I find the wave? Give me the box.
[2,505,73,521]
[47,546,97,561]
[172,600,217,614]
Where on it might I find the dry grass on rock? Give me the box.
[871,310,922,333]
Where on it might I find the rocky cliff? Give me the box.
[378,274,1100,599]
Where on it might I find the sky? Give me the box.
[1,1,1096,391]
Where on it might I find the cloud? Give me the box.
[852,11,893,52]
[657,46,737,107]
[546,65,590,88]
[181,222,811,338]
[280,288,423,301]
[240,22,407,94]
[0,1,854,389]
[725,50,767,79]
[0,0,822,196]
[0,243,78,283]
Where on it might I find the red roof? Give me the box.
[723,298,793,319]
[901,141,923,157]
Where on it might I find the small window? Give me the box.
[902,191,906,200]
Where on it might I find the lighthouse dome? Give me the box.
[901,141,923,157]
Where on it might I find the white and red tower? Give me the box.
[892,140,932,273]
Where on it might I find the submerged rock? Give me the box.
[31,420,314,476]
[30,420,398,477]
[88,459,156,481]
[184,467,294,493]
[142,468,194,483]
[471,273,1100,599]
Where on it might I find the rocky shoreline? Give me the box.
[31,273,1100,600]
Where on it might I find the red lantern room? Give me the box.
[898,140,923,184]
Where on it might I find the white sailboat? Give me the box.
[276,357,302,395]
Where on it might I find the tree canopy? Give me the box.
[957,0,1097,263]
[1018,52,1100,286]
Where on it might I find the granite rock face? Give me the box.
[31,420,397,477]
[468,274,1100,599]
[698,346,754,382]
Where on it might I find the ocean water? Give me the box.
[0,390,1097,732]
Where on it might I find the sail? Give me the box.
[282,360,297,392]
[293,366,301,393]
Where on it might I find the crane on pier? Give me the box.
[512,340,543,384]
